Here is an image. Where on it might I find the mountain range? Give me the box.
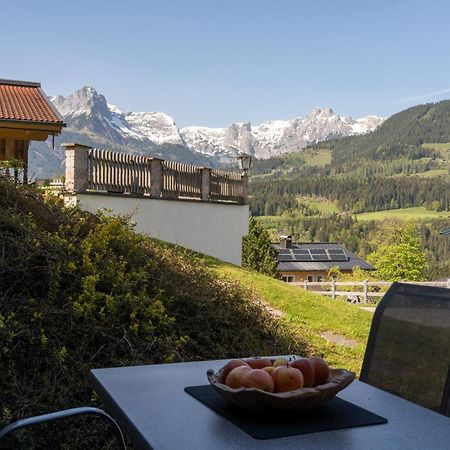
[28,86,384,179]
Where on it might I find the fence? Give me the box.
[293,279,450,303]
[64,144,248,204]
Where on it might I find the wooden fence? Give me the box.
[293,280,450,303]
[88,148,152,195]
[210,169,244,203]
[64,144,248,204]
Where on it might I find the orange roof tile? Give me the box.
[0,79,64,125]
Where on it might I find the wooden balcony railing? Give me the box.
[63,143,248,204]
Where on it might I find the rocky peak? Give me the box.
[55,86,110,118]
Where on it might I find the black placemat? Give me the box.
[185,384,387,440]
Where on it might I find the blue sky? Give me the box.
[2,0,450,127]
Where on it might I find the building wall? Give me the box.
[280,270,353,283]
[69,193,249,266]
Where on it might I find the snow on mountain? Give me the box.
[181,107,384,160]
[351,115,385,135]
[125,111,183,145]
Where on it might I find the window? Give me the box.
[317,275,324,282]
[282,275,294,283]
[307,275,314,282]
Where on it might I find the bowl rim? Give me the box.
[207,367,356,398]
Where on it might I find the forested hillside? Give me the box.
[248,100,450,280]
[316,100,450,164]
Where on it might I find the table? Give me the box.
[89,357,450,450]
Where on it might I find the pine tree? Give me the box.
[242,217,278,277]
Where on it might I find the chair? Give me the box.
[360,282,450,416]
[0,407,126,449]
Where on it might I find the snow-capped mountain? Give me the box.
[29,86,384,178]
[180,107,385,161]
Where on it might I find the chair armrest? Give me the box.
[0,406,126,449]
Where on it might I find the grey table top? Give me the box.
[89,357,450,450]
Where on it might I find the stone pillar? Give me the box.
[63,143,91,192]
[150,158,163,198]
[241,174,249,205]
[201,168,211,201]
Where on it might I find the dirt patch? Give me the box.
[359,306,376,313]
[321,331,358,347]
[264,304,285,318]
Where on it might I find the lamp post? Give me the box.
[237,153,252,204]
[237,152,253,175]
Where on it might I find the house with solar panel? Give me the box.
[274,236,374,283]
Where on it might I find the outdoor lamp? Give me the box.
[237,152,253,174]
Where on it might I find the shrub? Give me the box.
[0,178,301,448]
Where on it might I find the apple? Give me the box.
[245,357,272,369]
[263,366,276,375]
[241,369,274,392]
[272,358,289,367]
[309,356,330,386]
[225,365,252,388]
[271,366,304,392]
[221,359,250,382]
[289,358,315,388]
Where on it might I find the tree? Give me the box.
[242,216,278,277]
[368,219,427,281]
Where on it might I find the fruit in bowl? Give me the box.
[207,355,355,411]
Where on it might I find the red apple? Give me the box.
[309,356,330,386]
[221,359,250,382]
[241,369,274,392]
[290,358,315,388]
[245,357,272,369]
[225,365,252,389]
[271,366,304,392]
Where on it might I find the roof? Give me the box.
[0,79,65,125]
[440,227,450,238]
[272,242,374,272]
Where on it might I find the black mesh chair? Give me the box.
[360,282,450,416]
[0,407,126,449]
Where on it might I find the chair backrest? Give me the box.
[360,282,450,416]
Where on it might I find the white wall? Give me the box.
[70,193,249,266]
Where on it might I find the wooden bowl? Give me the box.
[207,363,355,412]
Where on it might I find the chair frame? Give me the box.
[360,282,450,416]
[0,406,126,449]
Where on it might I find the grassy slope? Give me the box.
[302,149,332,166]
[298,197,341,214]
[354,206,450,221]
[204,257,372,375]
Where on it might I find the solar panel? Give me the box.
[293,250,310,255]
[326,249,348,261]
[327,249,346,255]
[278,254,294,262]
[278,250,291,255]
[294,255,313,261]
[311,254,329,261]
[310,249,327,255]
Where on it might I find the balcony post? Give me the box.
[150,158,163,198]
[62,143,91,192]
[241,174,249,204]
[201,168,211,201]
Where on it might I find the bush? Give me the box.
[0,178,300,448]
